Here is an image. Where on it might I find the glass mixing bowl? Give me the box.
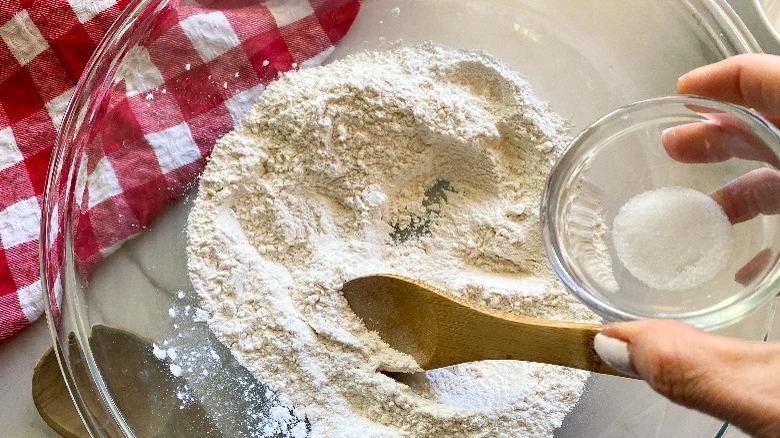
[542,95,780,331]
[41,0,777,436]
[754,0,780,45]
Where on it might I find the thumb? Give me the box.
[595,320,780,438]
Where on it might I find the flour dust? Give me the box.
[186,42,598,437]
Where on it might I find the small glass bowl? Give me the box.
[542,95,780,330]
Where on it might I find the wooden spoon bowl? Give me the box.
[342,274,632,377]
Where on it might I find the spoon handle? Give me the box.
[402,277,632,378]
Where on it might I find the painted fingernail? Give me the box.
[594,332,639,377]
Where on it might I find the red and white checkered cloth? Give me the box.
[0,0,362,342]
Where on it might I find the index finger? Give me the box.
[661,115,780,168]
[678,54,780,117]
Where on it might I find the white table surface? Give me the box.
[1,2,779,437]
[0,317,60,437]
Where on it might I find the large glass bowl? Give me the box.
[753,0,780,46]
[41,1,777,436]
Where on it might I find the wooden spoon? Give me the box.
[342,274,632,378]
[33,344,89,438]
[33,325,220,437]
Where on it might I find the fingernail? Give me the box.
[678,65,705,83]
[594,332,639,377]
[660,127,673,141]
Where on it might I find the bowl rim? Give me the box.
[39,0,168,435]
[751,0,780,47]
[541,94,780,330]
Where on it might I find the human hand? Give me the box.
[662,54,780,285]
[595,320,780,438]
[594,54,780,438]
[662,54,780,224]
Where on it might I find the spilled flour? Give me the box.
[187,43,598,437]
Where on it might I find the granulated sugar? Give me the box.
[612,186,734,291]
[187,42,598,437]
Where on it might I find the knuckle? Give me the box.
[642,340,710,406]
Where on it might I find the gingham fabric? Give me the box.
[0,0,362,342]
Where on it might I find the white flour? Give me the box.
[187,42,598,437]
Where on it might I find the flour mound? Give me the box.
[187,42,597,437]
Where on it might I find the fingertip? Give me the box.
[676,59,726,95]
[735,248,773,285]
[677,54,780,114]
[660,126,682,159]
[598,320,652,340]
[677,67,705,95]
[660,122,731,164]
[598,323,627,340]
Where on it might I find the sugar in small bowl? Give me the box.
[542,95,780,330]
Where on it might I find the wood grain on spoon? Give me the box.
[342,274,633,378]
